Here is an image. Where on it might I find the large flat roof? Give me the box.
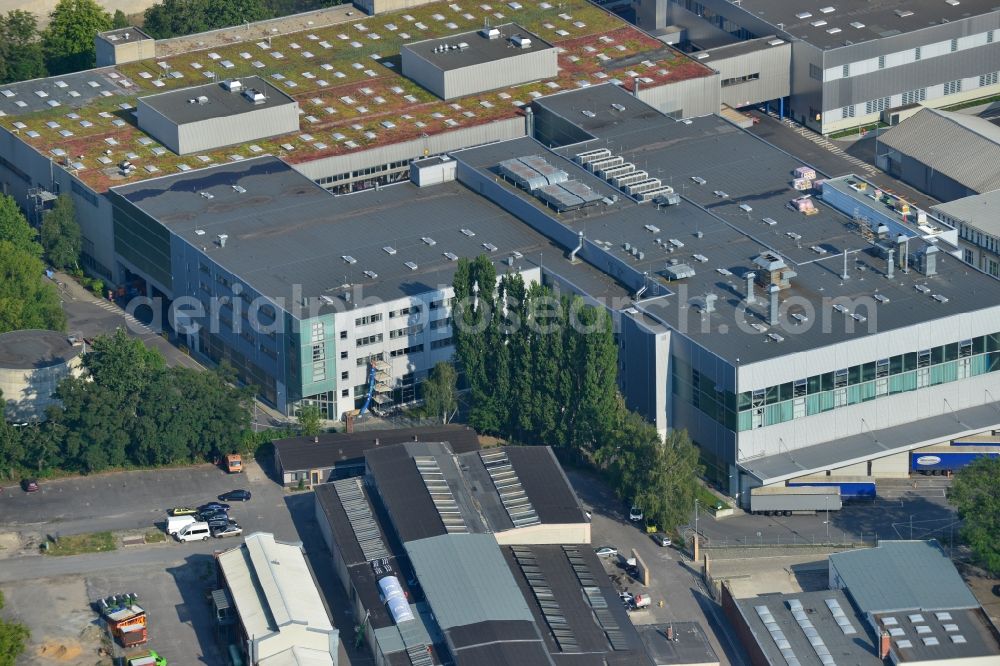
[110,156,603,310]
[931,190,1000,236]
[274,424,479,472]
[404,23,553,71]
[733,0,1000,50]
[455,84,1000,365]
[735,589,879,666]
[138,76,296,125]
[3,0,712,192]
[0,330,81,370]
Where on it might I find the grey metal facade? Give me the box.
[637,71,721,118]
[704,40,790,108]
[137,100,300,155]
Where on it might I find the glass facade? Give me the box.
[673,333,1000,433]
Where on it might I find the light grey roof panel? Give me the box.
[879,109,1000,194]
[830,541,980,614]
[931,190,1000,237]
[403,533,534,630]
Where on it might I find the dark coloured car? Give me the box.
[212,521,243,538]
[198,502,230,513]
[198,507,228,521]
[206,514,231,530]
[21,479,39,493]
[218,490,251,502]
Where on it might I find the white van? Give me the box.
[175,521,211,542]
[166,515,196,535]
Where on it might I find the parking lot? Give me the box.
[0,460,362,666]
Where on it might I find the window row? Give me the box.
[356,333,383,347]
[355,313,383,326]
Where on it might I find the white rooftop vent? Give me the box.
[232,185,246,193]
[768,38,785,46]
[460,228,475,237]
[695,52,710,59]
[768,333,785,342]
[873,293,889,304]
[421,236,436,246]
[480,27,501,39]
[222,79,243,92]
[200,191,214,199]
[196,95,209,104]
[217,233,228,247]
[951,635,967,644]
[342,255,357,264]
[383,246,397,255]
[763,217,778,226]
[364,270,378,279]
[945,0,960,5]
[457,42,469,50]
[611,103,626,111]
[482,242,498,252]
[796,11,812,19]
[894,9,914,17]
[242,88,267,104]
[811,20,828,27]
[933,294,949,303]
[195,229,206,236]
[850,21,865,28]
[510,34,532,48]
[827,27,841,34]
[404,261,418,271]
[820,6,835,13]
[443,251,458,260]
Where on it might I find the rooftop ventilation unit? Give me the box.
[820,6,835,13]
[241,88,266,104]
[363,270,378,279]
[510,34,532,48]
[217,233,228,247]
[342,255,357,264]
[796,11,813,19]
[458,42,469,50]
[232,185,246,193]
[421,237,436,246]
[768,38,785,46]
[482,242,498,252]
[480,26,501,39]
[196,95,209,104]
[611,103,626,111]
[894,9,914,17]
[461,228,476,237]
[222,79,243,92]
[404,261,418,271]
[383,246,396,255]
[850,21,865,28]
[443,251,458,261]
[200,191,214,199]
[663,263,696,280]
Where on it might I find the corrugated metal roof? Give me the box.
[830,541,979,614]
[879,108,1000,194]
[404,533,534,630]
[931,189,1000,237]
[257,645,336,666]
[218,532,333,638]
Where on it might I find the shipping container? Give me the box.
[788,476,876,499]
[749,486,842,515]
[910,445,1000,474]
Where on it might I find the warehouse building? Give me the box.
[136,77,300,155]
[216,532,340,665]
[95,27,155,67]
[877,107,1000,202]
[106,154,625,417]
[689,37,790,111]
[0,330,84,422]
[638,0,1000,134]
[401,25,558,100]
[272,424,479,486]
[726,541,1000,665]
[931,190,1000,278]
[453,83,1000,499]
[314,440,662,666]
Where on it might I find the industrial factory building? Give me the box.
[639,0,1000,134]
[313,440,671,666]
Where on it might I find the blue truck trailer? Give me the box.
[788,477,876,500]
[910,445,1000,474]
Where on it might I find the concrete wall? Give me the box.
[709,42,790,108]
[95,36,156,67]
[619,312,669,436]
[0,355,82,421]
[402,46,559,100]
[637,73,721,118]
[493,523,590,545]
[292,117,525,183]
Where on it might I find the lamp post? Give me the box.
[694,499,700,562]
[824,495,830,542]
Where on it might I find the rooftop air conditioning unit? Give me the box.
[242,88,266,104]
[480,27,501,39]
[196,95,209,104]
[222,79,243,93]
[510,34,532,48]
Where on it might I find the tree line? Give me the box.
[451,256,702,532]
[950,457,1000,576]
[0,330,254,477]
[142,0,344,39]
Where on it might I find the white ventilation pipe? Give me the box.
[568,231,584,262]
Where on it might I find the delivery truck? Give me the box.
[910,445,1000,474]
[787,476,876,500]
[749,486,842,515]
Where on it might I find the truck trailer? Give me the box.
[749,486,842,515]
[910,445,1000,474]
[787,476,876,500]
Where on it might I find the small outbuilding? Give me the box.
[0,329,83,422]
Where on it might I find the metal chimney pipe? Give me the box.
[841,249,849,280]
[768,285,780,326]
[634,77,640,98]
[886,248,894,279]
[745,271,756,304]
[568,230,584,262]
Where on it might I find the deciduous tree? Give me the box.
[40,194,80,270]
[42,0,111,74]
[423,362,458,424]
[0,589,29,666]
[298,404,322,436]
[111,9,129,28]
[82,329,165,405]
[950,456,1000,575]
[0,195,41,258]
[0,11,46,85]
[0,239,66,333]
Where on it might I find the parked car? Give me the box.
[206,514,231,530]
[21,479,39,493]
[218,490,251,502]
[169,507,198,516]
[594,545,618,558]
[650,532,672,547]
[629,506,643,522]
[198,502,230,513]
[212,521,243,538]
[166,515,197,535]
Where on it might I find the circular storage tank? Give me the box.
[0,329,83,422]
